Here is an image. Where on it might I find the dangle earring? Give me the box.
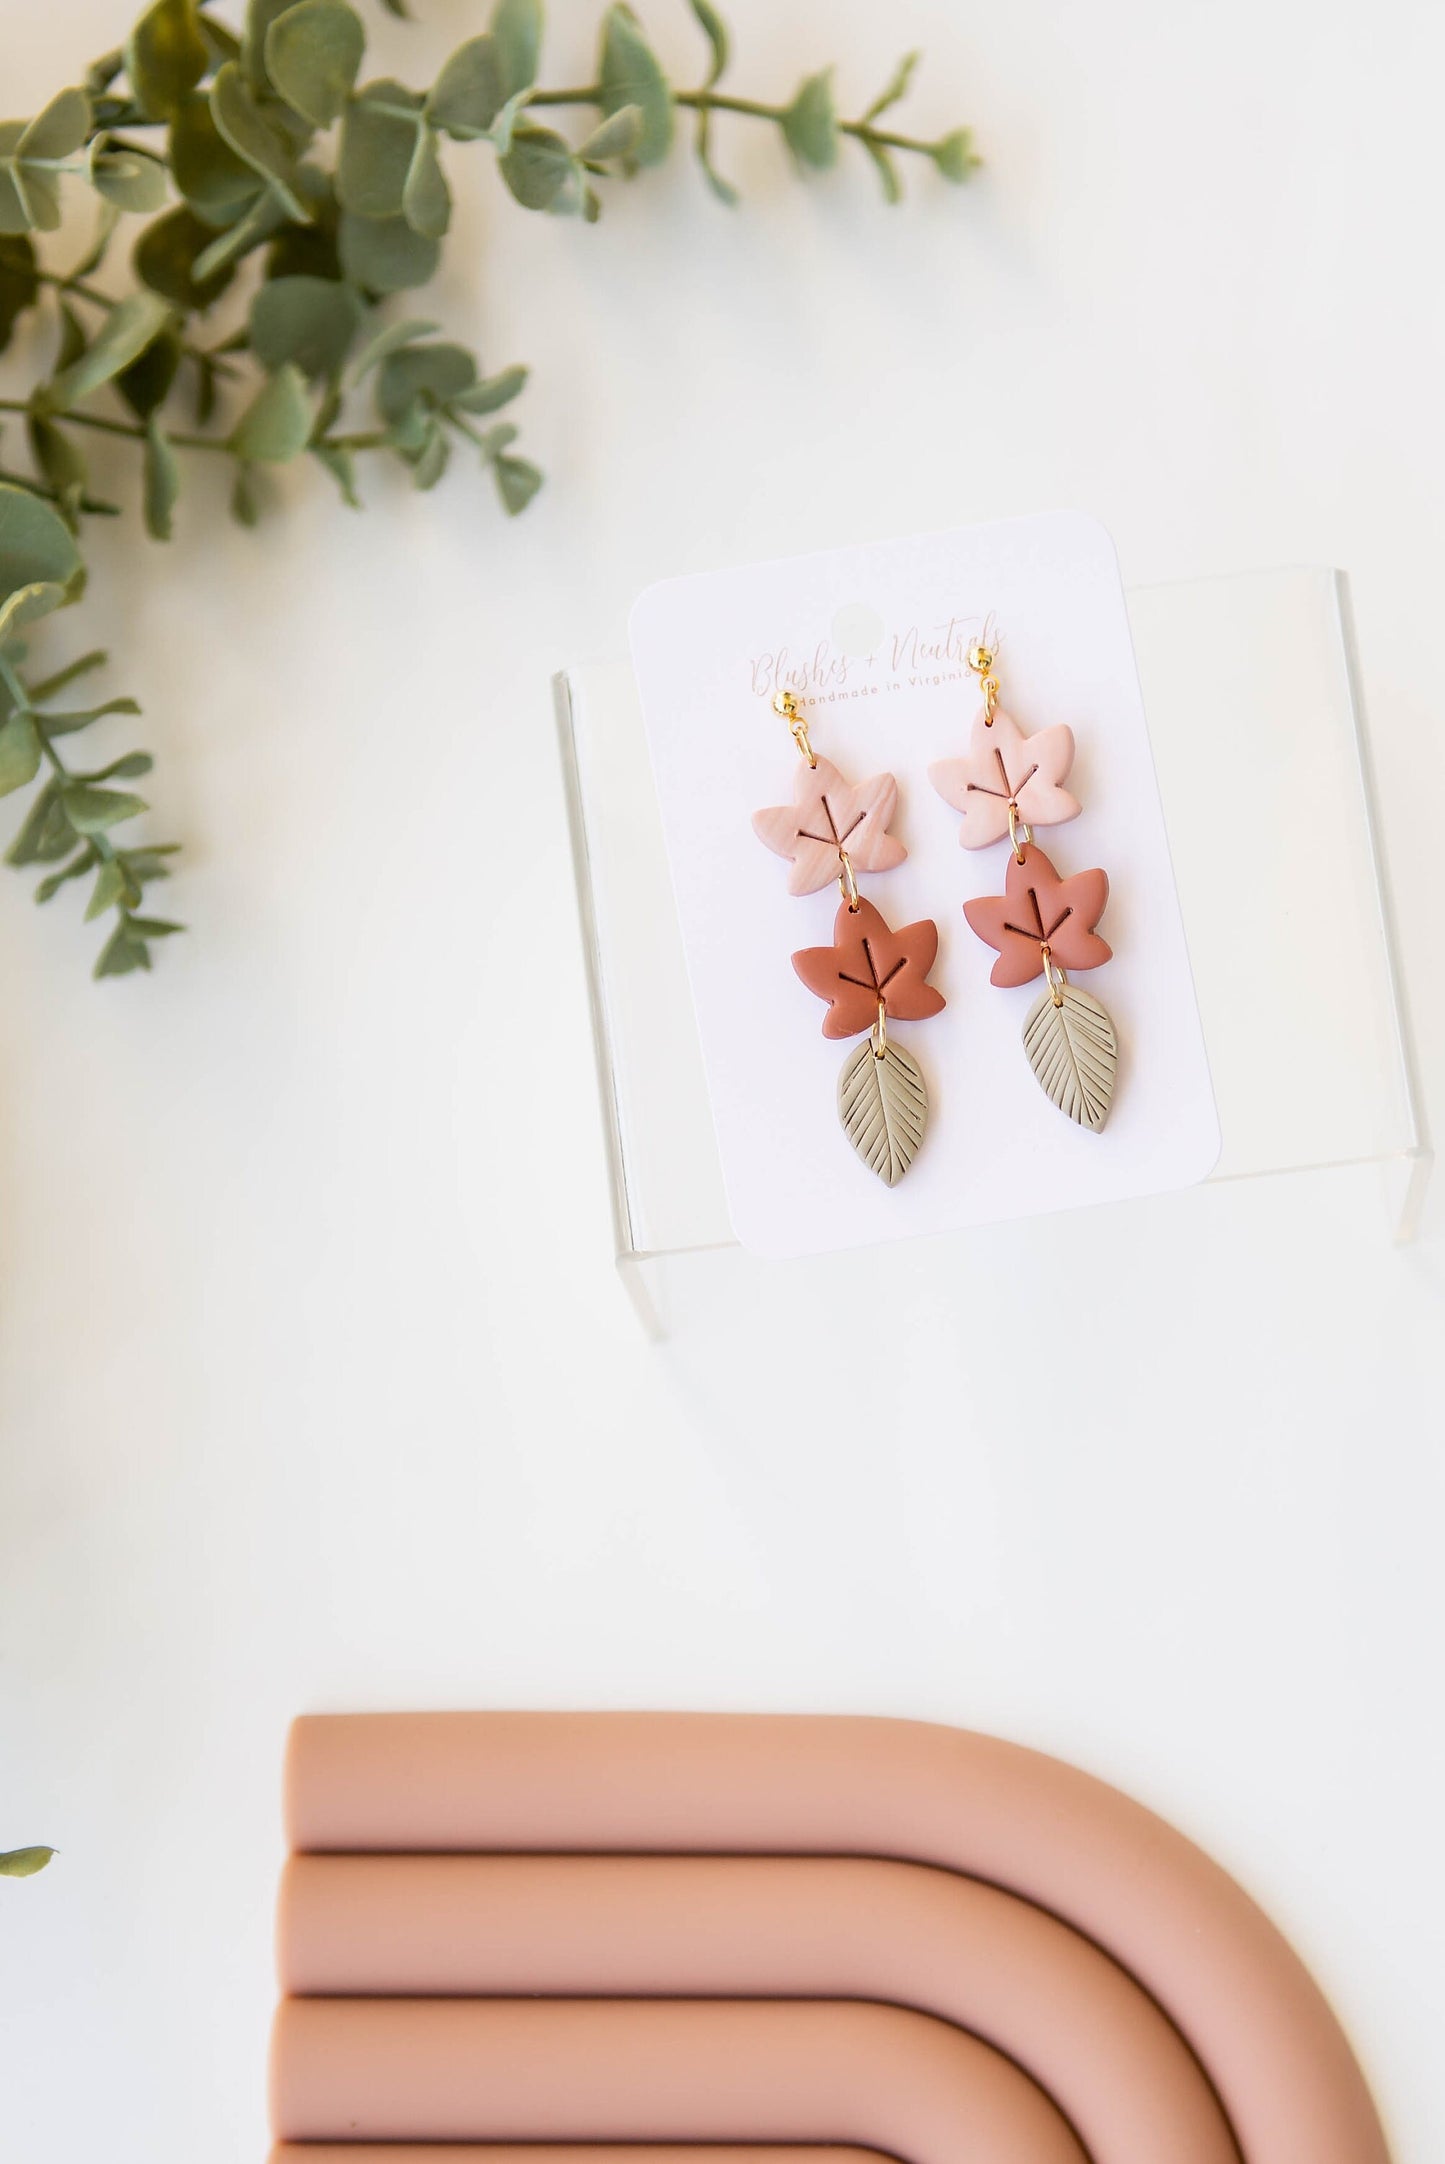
[753,690,945,1186]
[930,638,1118,1131]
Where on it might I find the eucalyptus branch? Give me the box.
[0,0,976,982]
[0,646,179,975]
[528,82,970,167]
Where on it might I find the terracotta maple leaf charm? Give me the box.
[792,897,946,1039]
[963,842,1111,988]
[752,758,906,896]
[929,707,1081,849]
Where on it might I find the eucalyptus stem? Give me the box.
[0,398,388,460]
[525,83,946,158]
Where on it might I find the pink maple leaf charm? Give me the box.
[792,897,946,1040]
[963,842,1111,988]
[929,707,1081,849]
[752,757,906,896]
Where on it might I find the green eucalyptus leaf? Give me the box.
[337,209,438,292]
[337,80,421,217]
[310,440,359,504]
[491,0,542,97]
[350,314,438,379]
[34,847,95,902]
[170,89,262,224]
[384,393,429,455]
[5,779,67,863]
[24,649,107,702]
[134,203,237,308]
[241,0,298,90]
[0,707,42,796]
[38,696,142,737]
[0,580,69,646]
[577,105,643,167]
[210,61,309,219]
[0,128,63,236]
[86,854,140,917]
[0,235,40,353]
[199,13,243,66]
[692,105,737,204]
[862,50,918,124]
[401,129,449,238]
[88,48,127,96]
[0,483,83,605]
[229,360,311,460]
[264,0,365,127]
[250,272,362,376]
[27,414,88,519]
[0,1846,55,1877]
[46,291,174,411]
[498,124,579,213]
[94,918,152,975]
[18,88,93,162]
[0,138,30,239]
[88,138,170,213]
[190,188,287,280]
[374,339,474,422]
[486,88,532,156]
[55,302,87,372]
[424,36,505,140]
[411,420,449,490]
[83,750,155,782]
[931,128,977,183]
[265,208,343,282]
[126,0,209,123]
[449,362,526,415]
[128,913,183,937]
[143,417,180,538]
[119,841,179,880]
[116,326,182,418]
[62,781,148,833]
[782,68,838,170]
[863,138,902,204]
[492,450,541,515]
[597,6,673,169]
[688,0,728,85]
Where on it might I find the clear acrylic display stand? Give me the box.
[557,569,1431,1334]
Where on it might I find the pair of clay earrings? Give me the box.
[752,638,1118,1186]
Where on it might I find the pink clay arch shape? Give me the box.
[269,1997,1089,2164]
[286,1711,1391,2164]
[270,2152,896,2164]
[279,1852,1239,2164]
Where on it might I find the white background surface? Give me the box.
[631,514,1221,1253]
[1,3,1442,2160]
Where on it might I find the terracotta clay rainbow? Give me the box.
[752,692,943,1186]
[931,639,1118,1130]
[269,1710,1391,2164]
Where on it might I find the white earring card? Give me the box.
[628,513,1221,1260]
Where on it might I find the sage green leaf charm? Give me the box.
[1022,981,1117,1131]
[838,1035,927,1187]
